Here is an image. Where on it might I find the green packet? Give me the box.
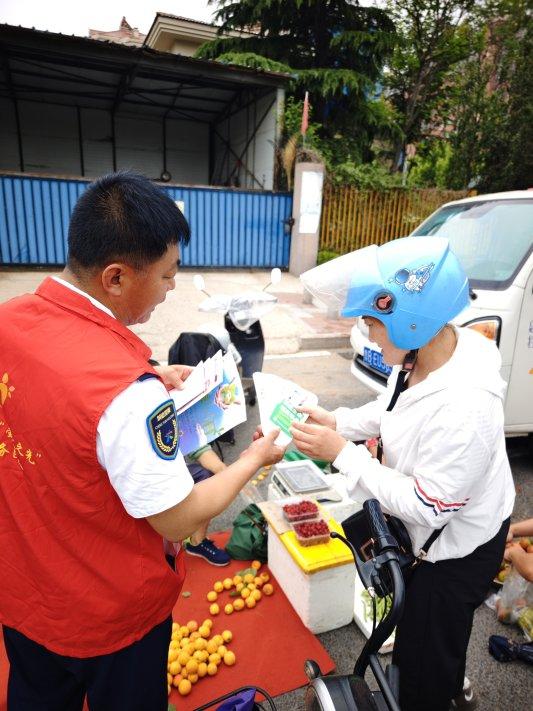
[270,399,307,436]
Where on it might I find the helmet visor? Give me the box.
[300,247,376,314]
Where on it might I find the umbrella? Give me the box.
[488,635,533,665]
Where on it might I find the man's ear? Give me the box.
[101,263,128,296]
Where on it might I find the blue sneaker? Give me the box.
[185,538,231,566]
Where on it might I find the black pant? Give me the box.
[3,616,172,711]
[392,518,510,711]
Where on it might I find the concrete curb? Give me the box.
[298,333,352,351]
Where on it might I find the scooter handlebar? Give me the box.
[363,499,389,546]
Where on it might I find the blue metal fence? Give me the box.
[0,174,293,268]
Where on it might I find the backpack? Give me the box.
[168,332,224,368]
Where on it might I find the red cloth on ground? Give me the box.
[168,531,336,710]
[0,532,336,710]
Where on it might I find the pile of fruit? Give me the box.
[281,499,332,546]
[167,620,235,697]
[282,500,319,522]
[496,537,533,583]
[205,560,274,616]
[293,518,331,547]
[168,561,276,698]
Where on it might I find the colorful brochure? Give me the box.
[171,351,224,415]
[171,351,246,456]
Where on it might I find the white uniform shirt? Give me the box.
[332,327,515,562]
[53,277,194,519]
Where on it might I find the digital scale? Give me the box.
[268,459,362,524]
[269,459,342,501]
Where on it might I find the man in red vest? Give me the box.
[0,172,284,710]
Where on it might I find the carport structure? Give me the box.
[0,24,288,189]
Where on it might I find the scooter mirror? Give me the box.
[270,267,282,285]
[193,274,205,292]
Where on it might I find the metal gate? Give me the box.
[0,174,293,268]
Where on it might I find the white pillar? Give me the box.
[288,162,325,277]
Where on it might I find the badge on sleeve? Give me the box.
[146,400,179,460]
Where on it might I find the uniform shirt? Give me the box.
[332,326,515,562]
[53,277,194,519]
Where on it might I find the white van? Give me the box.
[350,190,533,437]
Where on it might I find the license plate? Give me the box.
[363,347,392,376]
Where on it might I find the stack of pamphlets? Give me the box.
[252,372,318,446]
[170,351,246,456]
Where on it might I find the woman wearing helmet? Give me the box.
[292,236,515,711]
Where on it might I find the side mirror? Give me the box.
[270,267,282,285]
[193,274,205,292]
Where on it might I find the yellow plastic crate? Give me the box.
[280,517,353,573]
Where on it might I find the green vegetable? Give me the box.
[361,589,392,624]
[518,607,533,640]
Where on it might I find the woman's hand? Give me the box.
[290,421,347,462]
[297,405,336,429]
[241,428,286,467]
[153,364,194,391]
[503,541,523,561]
[365,438,379,459]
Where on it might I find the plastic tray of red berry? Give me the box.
[292,516,331,547]
[282,499,320,523]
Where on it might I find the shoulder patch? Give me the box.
[146,399,179,460]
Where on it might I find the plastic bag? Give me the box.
[494,568,533,626]
[216,687,256,711]
[198,293,277,331]
[225,504,268,562]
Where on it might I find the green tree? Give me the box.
[445,0,533,191]
[384,0,475,171]
[196,0,397,166]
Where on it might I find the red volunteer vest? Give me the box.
[0,277,184,656]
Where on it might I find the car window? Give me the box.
[412,199,533,289]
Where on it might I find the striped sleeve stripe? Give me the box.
[414,479,469,516]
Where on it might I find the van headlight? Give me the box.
[460,316,501,346]
[358,317,369,337]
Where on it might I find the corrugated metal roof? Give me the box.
[0,24,288,124]
[0,23,288,83]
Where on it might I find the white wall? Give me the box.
[213,90,278,190]
[80,108,113,176]
[0,100,208,184]
[166,119,209,185]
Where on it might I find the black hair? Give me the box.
[67,171,190,274]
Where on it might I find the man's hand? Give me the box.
[297,405,336,429]
[252,425,264,442]
[241,428,286,467]
[153,364,194,391]
[290,421,347,462]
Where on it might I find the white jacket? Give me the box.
[333,327,515,562]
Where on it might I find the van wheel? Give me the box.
[528,434,533,457]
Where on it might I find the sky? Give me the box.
[0,0,215,36]
[1,0,377,37]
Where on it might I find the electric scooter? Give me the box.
[304,499,405,711]
[192,268,282,405]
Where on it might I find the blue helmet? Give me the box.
[341,236,470,349]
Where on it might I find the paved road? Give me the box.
[2,272,530,709]
[212,351,532,711]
